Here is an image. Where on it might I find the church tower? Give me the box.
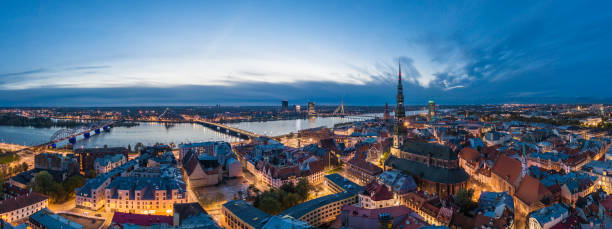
[383,103,390,121]
[391,61,407,157]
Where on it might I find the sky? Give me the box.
[1,0,612,106]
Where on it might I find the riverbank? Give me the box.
[0,113,83,128]
[0,142,28,152]
[0,114,380,148]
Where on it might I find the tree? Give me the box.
[214,192,225,206]
[0,178,4,199]
[280,182,296,194]
[21,162,28,172]
[31,171,54,194]
[281,193,301,209]
[454,188,477,213]
[258,196,282,215]
[379,151,391,166]
[295,178,312,201]
[63,175,86,196]
[86,169,96,178]
[49,182,66,203]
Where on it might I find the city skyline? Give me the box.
[2,1,612,106]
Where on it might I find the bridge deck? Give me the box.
[197,120,262,138]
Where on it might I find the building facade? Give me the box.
[94,154,126,174]
[74,147,129,172]
[0,192,48,223]
[104,176,188,215]
[386,141,469,198]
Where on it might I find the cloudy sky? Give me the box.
[1,0,611,106]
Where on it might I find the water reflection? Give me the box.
[0,112,421,148]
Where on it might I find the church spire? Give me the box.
[399,61,402,81]
[395,60,405,119]
[393,59,407,150]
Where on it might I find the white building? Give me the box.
[0,192,48,223]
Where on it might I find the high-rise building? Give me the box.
[308,102,316,117]
[295,105,301,112]
[392,61,407,155]
[282,100,289,111]
[428,100,436,121]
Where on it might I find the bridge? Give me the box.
[46,120,116,147]
[9,120,116,154]
[196,120,262,140]
[332,101,345,116]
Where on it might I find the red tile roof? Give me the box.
[491,154,523,187]
[516,175,551,205]
[363,181,393,201]
[307,160,325,175]
[337,205,426,229]
[347,157,382,175]
[0,192,47,214]
[111,212,173,226]
[459,147,480,161]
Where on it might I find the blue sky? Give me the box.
[1,0,611,106]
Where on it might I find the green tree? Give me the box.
[454,188,477,213]
[379,151,391,166]
[280,182,296,194]
[214,192,225,205]
[21,162,28,172]
[63,175,86,196]
[281,193,301,209]
[258,196,282,215]
[31,171,55,194]
[0,178,4,199]
[49,182,66,202]
[295,178,312,201]
[86,169,96,178]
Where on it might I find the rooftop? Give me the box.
[262,216,311,229]
[111,212,173,226]
[476,192,514,218]
[223,200,271,229]
[399,141,457,161]
[491,154,523,184]
[29,209,83,229]
[324,173,363,193]
[528,203,568,225]
[386,156,469,184]
[0,192,48,214]
[280,191,357,219]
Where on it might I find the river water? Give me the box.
[0,113,387,148]
[0,111,431,148]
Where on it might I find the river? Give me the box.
[0,115,372,148]
[0,111,430,148]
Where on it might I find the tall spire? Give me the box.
[393,59,407,149]
[399,61,402,80]
[395,60,405,119]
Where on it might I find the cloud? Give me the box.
[63,65,111,71]
[1,80,610,107]
[0,68,47,78]
[394,1,612,97]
